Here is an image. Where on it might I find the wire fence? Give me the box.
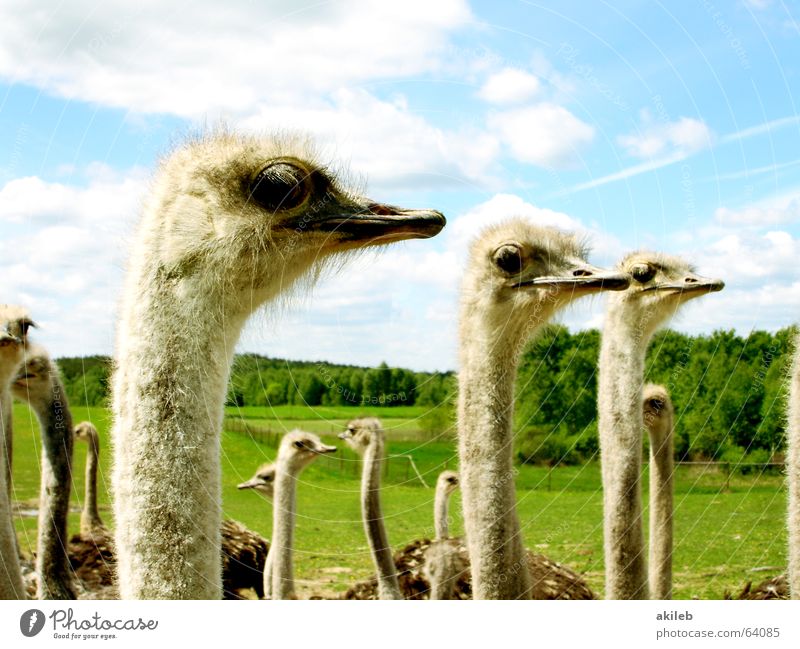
[225,417,784,492]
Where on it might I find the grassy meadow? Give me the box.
[10,402,787,599]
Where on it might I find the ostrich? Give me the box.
[270,430,336,599]
[422,470,468,600]
[11,345,77,599]
[790,332,800,598]
[339,417,403,599]
[598,252,723,599]
[69,421,117,598]
[236,462,275,599]
[111,130,445,599]
[642,384,674,599]
[73,422,106,540]
[0,304,34,599]
[458,219,629,599]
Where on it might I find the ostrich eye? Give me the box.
[493,244,524,274]
[293,440,304,449]
[648,398,665,410]
[631,264,656,284]
[250,162,310,212]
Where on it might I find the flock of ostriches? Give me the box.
[0,131,796,601]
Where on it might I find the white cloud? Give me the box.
[715,196,800,226]
[487,103,595,167]
[618,114,712,159]
[446,193,582,257]
[0,0,472,117]
[477,68,541,105]
[696,229,800,285]
[241,88,501,189]
[0,170,144,357]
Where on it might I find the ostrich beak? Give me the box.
[643,274,725,293]
[338,431,352,440]
[237,477,267,490]
[314,443,337,454]
[12,373,34,389]
[312,201,446,244]
[514,264,630,292]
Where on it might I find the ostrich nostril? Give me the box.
[685,277,698,283]
[573,269,593,277]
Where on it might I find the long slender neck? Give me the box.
[0,388,24,599]
[263,504,274,600]
[2,399,11,505]
[112,269,248,599]
[788,334,800,599]
[434,485,451,540]
[598,300,653,599]
[30,375,76,599]
[80,433,103,537]
[362,437,402,599]
[271,461,297,600]
[648,408,674,600]
[458,322,531,600]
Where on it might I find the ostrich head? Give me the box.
[0,305,34,386]
[74,421,99,445]
[132,132,446,313]
[237,462,276,498]
[10,344,53,405]
[338,417,384,454]
[643,383,674,436]
[642,384,672,420]
[437,470,460,497]
[460,219,630,349]
[612,252,724,339]
[278,430,336,473]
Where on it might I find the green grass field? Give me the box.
[10,402,787,599]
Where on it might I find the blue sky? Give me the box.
[0,0,798,371]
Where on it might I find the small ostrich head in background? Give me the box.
[437,470,459,497]
[338,417,383,453]
[278,430,336,472]
[237,463,276,499]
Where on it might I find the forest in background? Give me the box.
[54,325,795,466]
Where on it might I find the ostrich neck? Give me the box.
[0,389,24,599]
[598,302,653,599]
[2,399,11,503]
[788,334,800,599]
[362,438,402,600]
[648,410,674,600]
[458,323,531,599]
[29,376,76,599]
[434,486,451,540]
[81,435,102,537]
[271,461,297,600]
[112,274,248,599]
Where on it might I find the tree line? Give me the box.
[53,325,795,464]
[54,354,456,410]
[513,326,792,466]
